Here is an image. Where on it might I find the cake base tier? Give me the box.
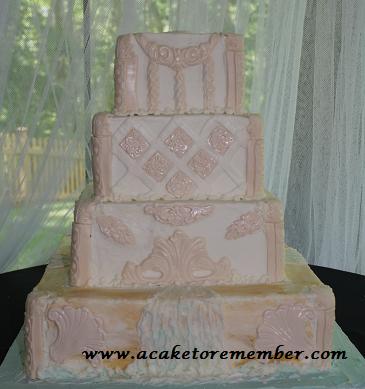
[25,244,335,381]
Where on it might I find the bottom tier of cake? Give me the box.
[24,242,335,383]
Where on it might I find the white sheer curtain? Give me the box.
[285,0,365,274]
[0,0,364,275]
[0,0,86,272]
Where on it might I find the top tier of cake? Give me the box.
[114,32,244,115]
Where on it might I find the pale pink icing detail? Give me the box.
[147,61,159,112]
[48,306,104,363]
[144,203,214,226]
[121,230,232,286]
[208,126,234,155]
[74,199,95,224]
[24,294,43,379]
[115,34,138,113]
[135,33,220,70]
[264,201,282,223]
[70,223,80,285]
[164,127,193,158]
[225,34,244,113]
[135,33,219,114]
[92,115,112,197]
[246,115,264,198]
[24,310,33,377]
[263,201,284,282]
[92,112,110,137]
[175,67,187,113]
[120,128,150,159]
[265,222,277,282]
[70,222,91,287]
[166,170,196,198]
[203,55,215,111]
[225,208,263,240]
[315,306,336,368]
[143,152,172,182]
[188,149,217,178]
[96,215,135,245]
[224,201,284,282]
[256,304,316,357]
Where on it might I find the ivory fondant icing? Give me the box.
[114,33,244,115]
[70,188,284,288]
[25,242,335,381]
[92,113,264,201]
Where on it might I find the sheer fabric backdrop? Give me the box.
[0,0,363,275]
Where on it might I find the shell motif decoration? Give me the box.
[121,230,233,286]
[96,215,135,245]
[48,306,105,364]
[255,304,316,357]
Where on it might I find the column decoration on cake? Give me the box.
[48,306,105,364]
[144,203,214,226]
[264,201,284,282]
[70,224,82,286]
[313,293,336,368]
[70,199,95,287]
[203,54,215,111]
[114,34,138,113]
[24,294,43,379]
[246,114,264,198]
[92,112,112,198]
[147,61,159,112]
[135,33,219,114]
[121,230,232,286]
[225,33,244,113]
[255,304,316,360]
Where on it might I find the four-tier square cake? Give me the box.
[24,32,335,383]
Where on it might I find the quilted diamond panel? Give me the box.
[92,113,264,201]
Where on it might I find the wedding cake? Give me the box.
[24,32,335,383]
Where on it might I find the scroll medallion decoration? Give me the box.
[120,128,150,159]
[255,304,316,357]
[164,127,193,158]
[96,215,135,245]
[135,33,220,70]
[48,306,105,363]
[208,127,234,155]
[225,207,263,240]
[166,171,196,198]
[121,230,232,286]
[143,152,172,182]
[225,202,282,240]
[144,204,214,226]
[188,149,217,179]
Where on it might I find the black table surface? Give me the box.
[0,264,364,366]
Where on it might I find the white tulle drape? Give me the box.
[285,0,365,274]
[0,0,364,275]
[0,0,86,272]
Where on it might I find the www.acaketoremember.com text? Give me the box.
[81,344,347,361]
